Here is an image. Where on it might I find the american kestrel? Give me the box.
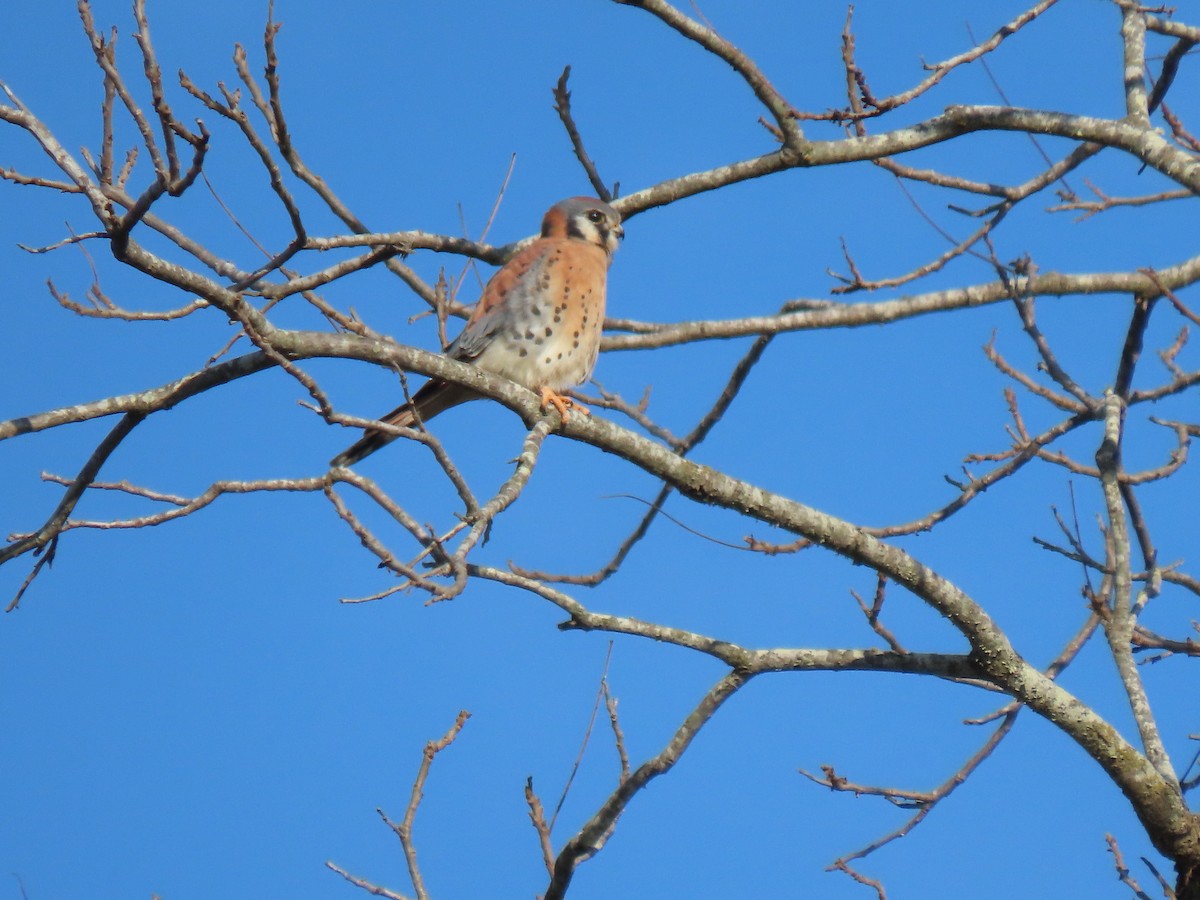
[331,196,623,467]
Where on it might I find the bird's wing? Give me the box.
[448,238,550,361]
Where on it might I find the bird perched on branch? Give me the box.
[330,196,623,467]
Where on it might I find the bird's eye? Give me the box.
[586,210,604,223]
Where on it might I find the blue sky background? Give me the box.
[2,2,1199,897]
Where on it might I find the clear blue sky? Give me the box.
[2,2,1197,898]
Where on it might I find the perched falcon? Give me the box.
[331,197,622,466]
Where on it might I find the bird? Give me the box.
[330,196,623,467]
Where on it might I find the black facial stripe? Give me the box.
[566,218,590,242]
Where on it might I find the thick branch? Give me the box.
[603,257,1200,351]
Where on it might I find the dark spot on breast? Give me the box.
[544,327,553,337]
[530,305,541,316]
[524,329,535,339]
[544,356,553,364]
[518,348,528,357]
[573,340,580,349]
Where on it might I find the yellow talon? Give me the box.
[540,386,590,421]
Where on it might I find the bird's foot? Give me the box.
[540,386,589,422]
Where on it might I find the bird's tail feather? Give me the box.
[329,381,472,467]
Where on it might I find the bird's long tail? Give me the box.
[329,380,473,467]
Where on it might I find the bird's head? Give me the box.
[542,196,623,257]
